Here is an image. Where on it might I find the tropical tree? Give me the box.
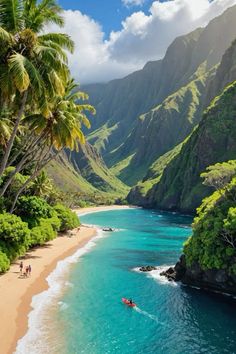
[8,80,95,212]
[201,161,236,192]
[0,0,74,175]
[31,171,54,198]
[0,109,13,148]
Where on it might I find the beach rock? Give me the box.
[163,255,236,296]
[139,265,157,272]
[160,267,177,281]
[102,227,114,232]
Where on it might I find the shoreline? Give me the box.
[1,205,130,354]
[0,226,96,354]
[75,204,137,217]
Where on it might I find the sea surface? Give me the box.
[16,208,236,354]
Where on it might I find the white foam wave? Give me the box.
[65,281,74,288]
[148,266,179,287]
[58,301,69,311]
[133,265,179,287]
[134,307,166,326]
[14,229,105,354]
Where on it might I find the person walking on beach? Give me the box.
[19,261,23,275]
[25,266,29,277]
[28,265,31,276]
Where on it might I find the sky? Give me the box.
[46,0,236,84]
[57,0,155,37]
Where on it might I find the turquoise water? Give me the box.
[58,208,236,354]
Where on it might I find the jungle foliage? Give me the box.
[0,0,89,272]
[184,163,236,275]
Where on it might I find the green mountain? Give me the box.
[110,68,215,185]
[46,142,129,203]
[85,5,236,186]
[129,80,236,213]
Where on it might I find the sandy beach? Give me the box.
[0,205,131,354]
[0,226,96,354]
[75,204,135,216]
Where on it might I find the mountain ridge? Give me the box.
[84,5,236,188]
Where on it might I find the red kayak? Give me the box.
[122,298,136,307]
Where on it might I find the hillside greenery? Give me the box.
[184,163,236,275]
[0,0,89,273]
[110,68,214,186]
[129,80,236,212]
[85,6,236,185]
[127,143,183,204]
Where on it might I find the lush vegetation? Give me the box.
[54,204,80,232]
[85,8,236,187]
[184,161,236,275]
[129,80,236,212]
[0,0,92,272]
[111,70,212,186]
[127,142,183,205]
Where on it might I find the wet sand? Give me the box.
[0,226,96,354]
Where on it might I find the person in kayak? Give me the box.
[129,299,133,305]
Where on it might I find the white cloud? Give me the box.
[122,0,146,7]
[45,0,236,84]
[45,10,138,84]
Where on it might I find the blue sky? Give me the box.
[58,0,154,37]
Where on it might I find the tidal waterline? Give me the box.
[57,208,236,354]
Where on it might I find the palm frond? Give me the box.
[0,0,24,32]
[0,26,15,44]
[0,64,15,99]
[38,33,74,53]
[22,56,43,96]
[8,53,30,92]
[48,70,65,96]
[24,0,64,32]
[38,40,68,63]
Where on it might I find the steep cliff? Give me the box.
[205,38,236,105]
[85,5,236,184]
[134,81,236,213]
[111,69,214,185]
[129,37,236,210]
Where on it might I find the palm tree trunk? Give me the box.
[0,91,28,176]
[0,133,48,197]
[10,150,61,213]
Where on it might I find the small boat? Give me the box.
[122,298,136,307]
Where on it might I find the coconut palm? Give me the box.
[9,80,95,212]
[0,110,13,148]
[0,0,74,175]
[31,170,53,198]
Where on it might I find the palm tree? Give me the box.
[0,109,13,148]
[0,0,74,175]
[9,80,95,212]
[31,170,53,198]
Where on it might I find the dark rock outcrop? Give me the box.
[139,266,157,272]
[161,255,236,296]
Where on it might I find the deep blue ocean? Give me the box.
[57,208,236,354]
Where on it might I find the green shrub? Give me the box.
[46,214,61,232]
[54,204,80,232]
[0,251,10,273]
[16,196,53,228]
[30,216,61,247]
[0,213,30,261]
[184,177,236,274]
[1,167,29,209]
